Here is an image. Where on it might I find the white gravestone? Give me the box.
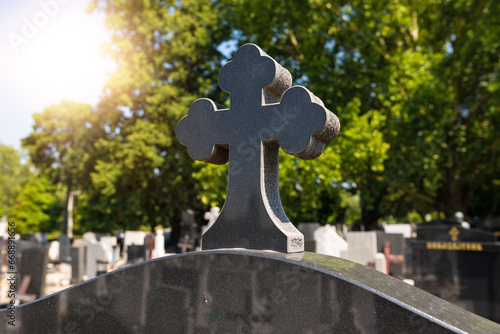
[152,227,166,259]
[83,232,98,244]
[0,216,8,238]
[297,222,321,252]
[82,232,108,279]
[85,243,108,280]
[124,231,146,250]
[202,207,220,235]
[48,240,60,262]
[383,223,412,238]
[99,236,118,264]
[314,225,348,258]
[346,231,386,273]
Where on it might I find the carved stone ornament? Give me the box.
[176,44,340,253]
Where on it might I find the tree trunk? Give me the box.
[61,187,71,235]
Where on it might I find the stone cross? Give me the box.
[204,206,220,229]
[176,44,340,253]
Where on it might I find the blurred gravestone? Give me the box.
[58,235,71,263]
[411,222,500,322]
[99,236,118,265]
[47,240,59,263]
[152,227,165,259]
[18,247,49,299]
[123,231,146,250]
[202,206,220,236]
[127,245,145,263]
[178,209,197,252]
[376,232,405,277]
[70,245,86,284]
[297,222,320,252]
[314,225,348,258]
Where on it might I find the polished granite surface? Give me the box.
[1,250,499,333]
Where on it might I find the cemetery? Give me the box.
[1,43,500,333]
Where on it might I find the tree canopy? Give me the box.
[0,144,30,218]
[17,0,500,234]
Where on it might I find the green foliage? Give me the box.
[22,100,100,187]
[80,0,231,232]
[9,175,63,234]
[0,145,30,217]
[216,0,500,226]
[21,0,500,233]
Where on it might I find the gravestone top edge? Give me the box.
[6,250,499,333]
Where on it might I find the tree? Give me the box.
[0,144,30,217]
[22,100,104,233]
[216,0,500,227]
[85,0,230,234]
[9,175,63,234]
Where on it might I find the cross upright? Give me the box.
[176,44,340,253]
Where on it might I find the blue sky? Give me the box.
[0,0,114,150]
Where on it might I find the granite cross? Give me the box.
[176,44,340,253]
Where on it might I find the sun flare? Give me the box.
[16,14,115,104]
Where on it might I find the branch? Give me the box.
[283,22,304,61]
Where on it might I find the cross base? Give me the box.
[202,217,304,253]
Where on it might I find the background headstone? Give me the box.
[383,223,412,238]
[346,231,386,273]
[314,225,348,258]
[82,232,98,244]
[376,232,405,277]
[18,247,49,298]
[70,245,86,284]
[85,243,107,279]
[410,222,500,322]
[127,245,145,263]
[202,206,220,235]
[123,231,146,250]
[48,240,60,263]
[0,216,8,239]
[99,236,118,265]
[297,223,320,252]
[58,234,71,263]
[178,209,197,253]
[152,227,165,259]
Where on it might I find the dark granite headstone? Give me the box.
[127,245,145,263]
[18,247,49,298]
[1,250,499,333]
[177,209,197,253]
[70,245,86,284]
[376,232,405,277]
[410,222,500,322]
[58,234,71,263]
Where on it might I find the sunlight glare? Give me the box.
[20,17,115,104]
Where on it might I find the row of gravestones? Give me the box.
[297,222,407,277]
[0,208,203,305]
[0,228,171,301]
[298,221,500,323]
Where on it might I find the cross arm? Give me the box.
[175,98,230,165]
